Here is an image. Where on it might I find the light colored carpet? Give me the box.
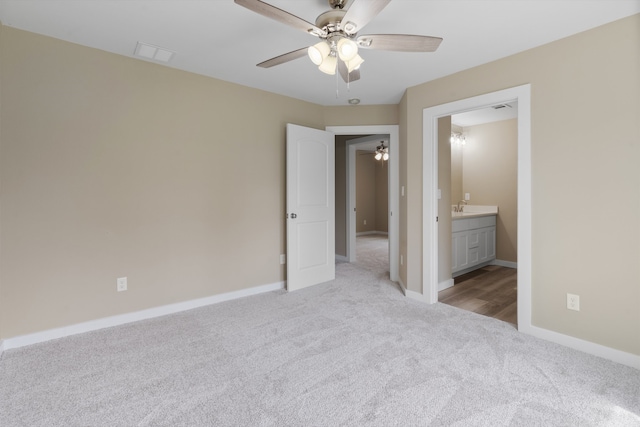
[1,236,639,426]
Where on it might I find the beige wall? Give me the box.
[323,105,398,127]
[374,160,388,233]
[0,27,326,338]
[0,27,400,340]
[404,14,640,355]
[355,152,388,233]
[450,124,463,204]
[356,150,377,233]
[462,119,517,262]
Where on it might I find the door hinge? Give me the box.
[436,216,439,222]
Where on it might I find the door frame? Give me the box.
[421,85,532,332]
[327,125,399,283]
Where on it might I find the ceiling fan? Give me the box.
[234,0,443,83]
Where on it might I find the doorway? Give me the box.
[327,125,399,283]
[439,106,519,324]
[350,135,390,274]
[421,85,532,333]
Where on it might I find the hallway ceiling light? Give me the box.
[375,142,389,161]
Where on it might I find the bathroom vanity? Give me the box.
[452,206,497,276]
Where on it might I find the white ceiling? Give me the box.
[1,0,638,106]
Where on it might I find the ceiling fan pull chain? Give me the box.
[336,68,339,98]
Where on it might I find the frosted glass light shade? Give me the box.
[318,54,337,75]
[375,152,382,161]
[337,38,358,61]
[383,152,389,161]
[346,54,364,72]
[308,42,330,65]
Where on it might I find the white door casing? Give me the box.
[328,125,399,283]
[286,124,335,291]
[421,85,531,332]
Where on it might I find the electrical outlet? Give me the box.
[280,254,286,265]
[464,193,470,201]
[117,277,127,292]
[364,219,367,225]
[567,293,580,311]
[400,254,404,266]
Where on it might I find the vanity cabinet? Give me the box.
[452,215,496,275]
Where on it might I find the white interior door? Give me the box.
[286,124,335,291]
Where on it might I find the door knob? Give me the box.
[291,213,297,219]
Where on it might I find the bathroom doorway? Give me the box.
[421,84,532,333]
[439,105,519,325]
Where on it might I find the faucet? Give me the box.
[456,200,468,212]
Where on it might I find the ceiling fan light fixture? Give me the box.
[346,54,364,72]
[337,38,358,61]
[318,54,337,75]
[308,41,330,65]
[375,152,383,161]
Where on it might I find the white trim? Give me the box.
[0,339,5,358]
[405,288,430,303]
[491,259,518,269]
[422,85,532,327]
[527,325,640,370]
[356,231,388,236]
[335,254,348,262]
[2,281,285,351]
[327,125,400,283]
[438,279,454,292]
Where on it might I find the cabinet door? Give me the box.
[486,227,496,260]
[478,229,488,262]
[452,232,469,272]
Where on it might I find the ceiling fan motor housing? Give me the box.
[328,0,347,9]
[315,10,349,35]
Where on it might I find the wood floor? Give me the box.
[439,265,517,326]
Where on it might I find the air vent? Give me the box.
[134,42,175,63]
[492,104,512,110]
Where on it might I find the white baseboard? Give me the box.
[438,279,454,291]
[2,281,285,352]
[491,259,518,269]
[404,288,429,303]
[521,324,640,370]
[335,254,348,262]
[356,231,388,236]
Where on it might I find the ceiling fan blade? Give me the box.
[341,0,391,35]
[357,34,443,52]
[257,47,309,68]
[235,0,326,37]
[338,60,361,83]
